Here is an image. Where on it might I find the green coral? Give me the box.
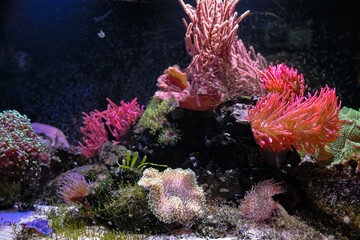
[138,97,177,134]
[329,106,360,172]
[0,110,47,175]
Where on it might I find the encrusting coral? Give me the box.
[138,167,206,226]
[138,96,177,134]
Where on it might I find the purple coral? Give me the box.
[21,219,52,236]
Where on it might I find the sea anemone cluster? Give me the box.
[248,64,342,157]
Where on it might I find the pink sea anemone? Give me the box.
[239,180,286,222]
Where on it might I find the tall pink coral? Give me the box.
[155,0,267,111]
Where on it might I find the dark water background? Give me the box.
[0,0,359,144]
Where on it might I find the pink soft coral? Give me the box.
[155,0,267,111]
[78,110,108,158]
[240,180,287,223]
[78,98,143,158]
[101,98,144,144]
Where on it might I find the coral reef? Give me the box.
[138,167,206,226]
[195,202,327,240]
[290,164,360,238]
[92,184,166,233]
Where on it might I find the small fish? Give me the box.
[97,30,106,38]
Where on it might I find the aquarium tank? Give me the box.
[0,0,359,239]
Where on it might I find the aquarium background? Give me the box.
[0,0,359,144]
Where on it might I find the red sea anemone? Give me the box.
[260,63,306,97]
[248,86,342,154]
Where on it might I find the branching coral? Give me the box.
[78,111,108,158]
[78,98,143,158]
[101,98,144,143]
[155,0,267,111]
[138,167,205,226]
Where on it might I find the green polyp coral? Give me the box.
[138,96,177,134]
[329,106,360,172]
